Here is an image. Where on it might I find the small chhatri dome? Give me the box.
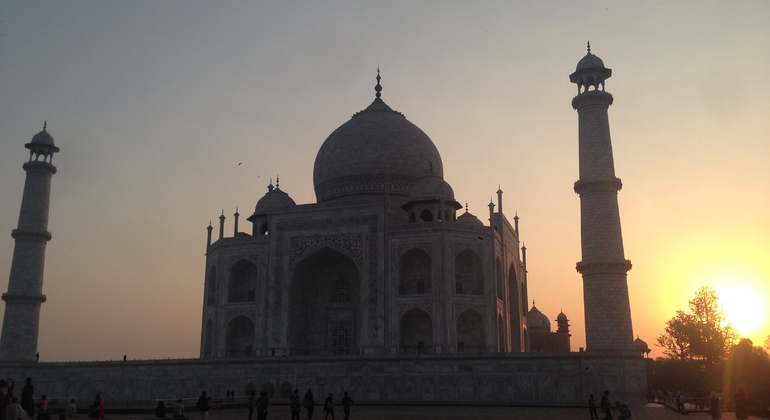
[253,179,296,216]
[30,122,56,147]
[634,336,650,353]
[313,70,444,203]
[575,41,606,70]
[556,311,568,321]
[408,171,456,203]
[456,203,484,227]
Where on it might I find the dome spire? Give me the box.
[375,67,382,99]
[587,41,591,55]
[43,121,47,131]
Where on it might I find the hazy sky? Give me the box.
[1,1,768,362]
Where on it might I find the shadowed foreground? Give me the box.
[104,403,762,420]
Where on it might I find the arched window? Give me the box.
[457,309,485,353]
[203,319,214,358]
[399,308,433,355]
[455,250,484,295]
[399,248,432,295]
[330,322,352,355]
[225,315,255,358]
[206,266,217,307]
[228,260,258,303]
[332,278,351,303]
[419,209,433,222]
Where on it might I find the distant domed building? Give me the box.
[527,301,571,353]
[201,72,532,358]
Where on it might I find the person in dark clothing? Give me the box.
[323,393,334,420]
[256,391,269,420]
[589,394,599,420]
[600,391,612,420]
[196,391,209,420]
[20,378,34,417]
[303,389,314,420]
[340,391,353,420]
[154,400,167,418]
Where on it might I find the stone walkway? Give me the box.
[103,404,762,419]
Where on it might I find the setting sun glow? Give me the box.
[714,283,766,340]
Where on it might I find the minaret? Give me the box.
[0,124,60,361]
[570,43,634,353]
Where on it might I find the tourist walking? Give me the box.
[303,389,315,420]
[4,397,26,420]
[289,389,301,420]
[323,393,334,420]
[20,378,34,417]
[256,391,269,420]
[248,390,257,420]
[588,394,599,420]
[734,387,748,420]
[340,391,353,420]
[196,391,209,420]
[65,399,77,419]
[709,391,721,420]
[172,398,185,419]
[89,394,105,420]
[599,391,612,420]
[36,394,50,420]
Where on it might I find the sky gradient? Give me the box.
[1,1,768,361]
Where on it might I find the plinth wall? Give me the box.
[0,353,646,407]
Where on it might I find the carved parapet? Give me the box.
[572,90,614,109]
[1,293,46,304]
[573,177,622,195]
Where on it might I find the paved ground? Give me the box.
[102,403,764,420]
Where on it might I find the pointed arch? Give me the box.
[228,259,258,303]
[399,308,433,355]
[419,209,433,222]
[455,249,483,295]
[206,266,217,307]
[399,248,432,295]
[457,309,485,353]
[289,247,360,356]
[225,315,255,358]
[203,319,214,358]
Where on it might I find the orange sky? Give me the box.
[0,1,768,361]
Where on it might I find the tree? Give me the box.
[656,286,737,367]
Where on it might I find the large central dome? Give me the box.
[313,76,444,203]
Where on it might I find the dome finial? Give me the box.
[465,201,468,212]
[587,41,592,55]
[375,67,382,99]
[276,175,280,188]
[43,121,47,131]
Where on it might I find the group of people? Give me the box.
[588,391,630,420]
[1,377,104,420]
[154,398,187,418]
[243,388,354,420]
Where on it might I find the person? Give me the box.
[247,391,256,420]
[340,391,353,420]
[677,391,685,412]
[155,400,167,418]
[734,387,748,420]
[36,394,50,420]
[89,394,104,420]
[616,402,631,420]
[708,391,721,420]
[588,394,599,420]
[599,391,612,420]
[20,378,34,417]
[256,391,269,420]
[5,397,26,420]
[303,389,314,420]
[196,391,209,420]
[289,389,301,420]
[323,393,334,420]
[65,399,77,419]
[172,399,185,419]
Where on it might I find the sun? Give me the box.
[714,283,766,339]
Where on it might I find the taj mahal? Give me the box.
[0,46,647,407]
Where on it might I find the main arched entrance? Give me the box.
[289,247,360,356]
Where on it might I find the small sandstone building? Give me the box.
[201,71,532,359]
[527,302,571,353]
